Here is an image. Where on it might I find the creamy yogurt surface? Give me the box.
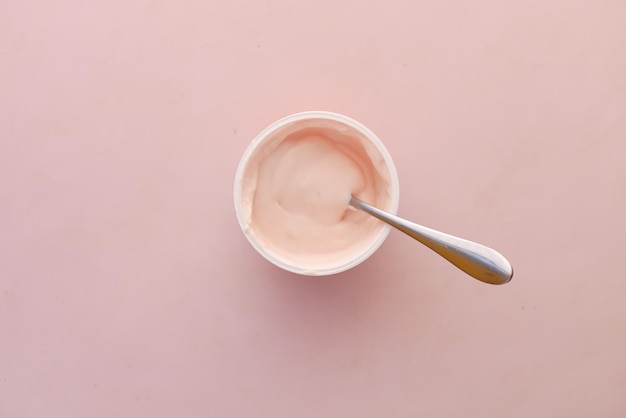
[238,116,394,273]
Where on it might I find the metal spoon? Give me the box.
[350,197,513,285]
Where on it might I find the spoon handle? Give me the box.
[350,197,513,285]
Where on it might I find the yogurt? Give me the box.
[235,112,399,275]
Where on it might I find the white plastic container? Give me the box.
[234,111,399,275]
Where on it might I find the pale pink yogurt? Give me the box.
[234,112,399,275]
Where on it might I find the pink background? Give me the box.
[1,1,625,417]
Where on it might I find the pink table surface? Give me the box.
[2,1,625,417]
